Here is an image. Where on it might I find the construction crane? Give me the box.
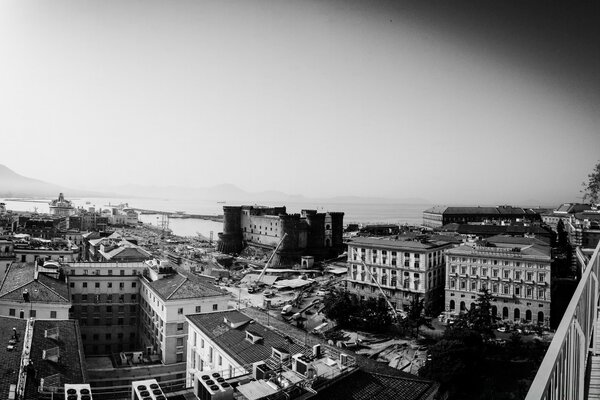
[361,260,400,322]
[248,233,287,293]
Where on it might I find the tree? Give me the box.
[359,296,392,332]
[322,288,356,328]
[401,294,427,338]
[582,160,600,204]
[454,289,498,339]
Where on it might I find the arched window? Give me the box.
[502,307,509,319]
[449,300,455,310]
[525,310,532,322]
[514,308,520,321]
[537,311,544,325]
[460,301,466,312]
[325,238,331,247]
[325,224,331,230]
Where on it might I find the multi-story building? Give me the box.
[0,238,14,276]
[12,235,79,263]
[346,235,454,313]
[185,310,359,397]
[0,262,71,319]
[218,206,344,263]
[67,261,147,355]
[139,260,230,365]
[445,236,552,326]
[423,205,542,229]
[541,203,592,231]
[87,235,151,262]
[15,215,66,238]
[567,209,600,250]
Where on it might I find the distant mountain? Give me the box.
[0,164,102,198]
[108,182,429,205]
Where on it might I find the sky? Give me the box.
[1,0,599,205]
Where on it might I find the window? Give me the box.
[108,270,113,275]
[120,270,125,276]
[176,337,184,346]
[132,282,137,288]
[201,339,204,348]
[30,309,36,318]
[481,268,487,276]
[107,306,112,312]
[119,282,124,289]
[50,311,57,319]
[176,353,183,362]
[196,306,201,313]
[131,294,137,301]
[95,282,100,288]
[70,282,75,288]
[82,294,88,301]
[178,308,183,315]
[93,334,99,341]
[83,282,88,288]
[107,282,113,288]
[515,271,521,280]
[177,323,184,331]
[218,355,222,366]
[515,286,521,296]
[213,304,218,311]
[538,273,546,282]
[106,333,112,340]
[118,318,123,325]
[503,270,510,279]
[84,270,88,275]
[492,269,498,278]
[9,308,15,316]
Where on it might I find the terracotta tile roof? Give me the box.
[147,272,228,301]
[0,317,27,400]
[187,310,307,366]
[25,320,87,399]
[313,370,438,400]
[0,263,69,303]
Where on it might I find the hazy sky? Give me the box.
[1,0,598,204]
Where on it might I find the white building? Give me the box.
[346,235,455,312]
[445,235,552,326]
[139,260,230,365]
[0,262,71,319]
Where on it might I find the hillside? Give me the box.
[0,164,73,197]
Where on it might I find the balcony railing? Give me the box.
[525,241,600,400]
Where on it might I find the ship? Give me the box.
[49,193,75,216]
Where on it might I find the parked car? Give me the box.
[497,326,507,333]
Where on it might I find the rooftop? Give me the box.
[187,310,307,366]
[0,263,69,303]
[146,270,228,301]
[0,317,27,400]
[424,205,539,216]
[313,370,438,400]
[346,235,453,251]
[25,319,87,399]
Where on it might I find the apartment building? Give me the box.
[67,261,146,355]
[346,235,455,313]
[139,260,230,365]
[445,236,551,326]
[185,309,358,397]
[0,262,70,319]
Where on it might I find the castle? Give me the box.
[217,205,344,263]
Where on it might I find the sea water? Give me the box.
[1,197,431,237]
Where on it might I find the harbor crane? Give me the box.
[248,233,287,293]
[361,260,400,322]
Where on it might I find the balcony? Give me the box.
[525,241,600,400]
